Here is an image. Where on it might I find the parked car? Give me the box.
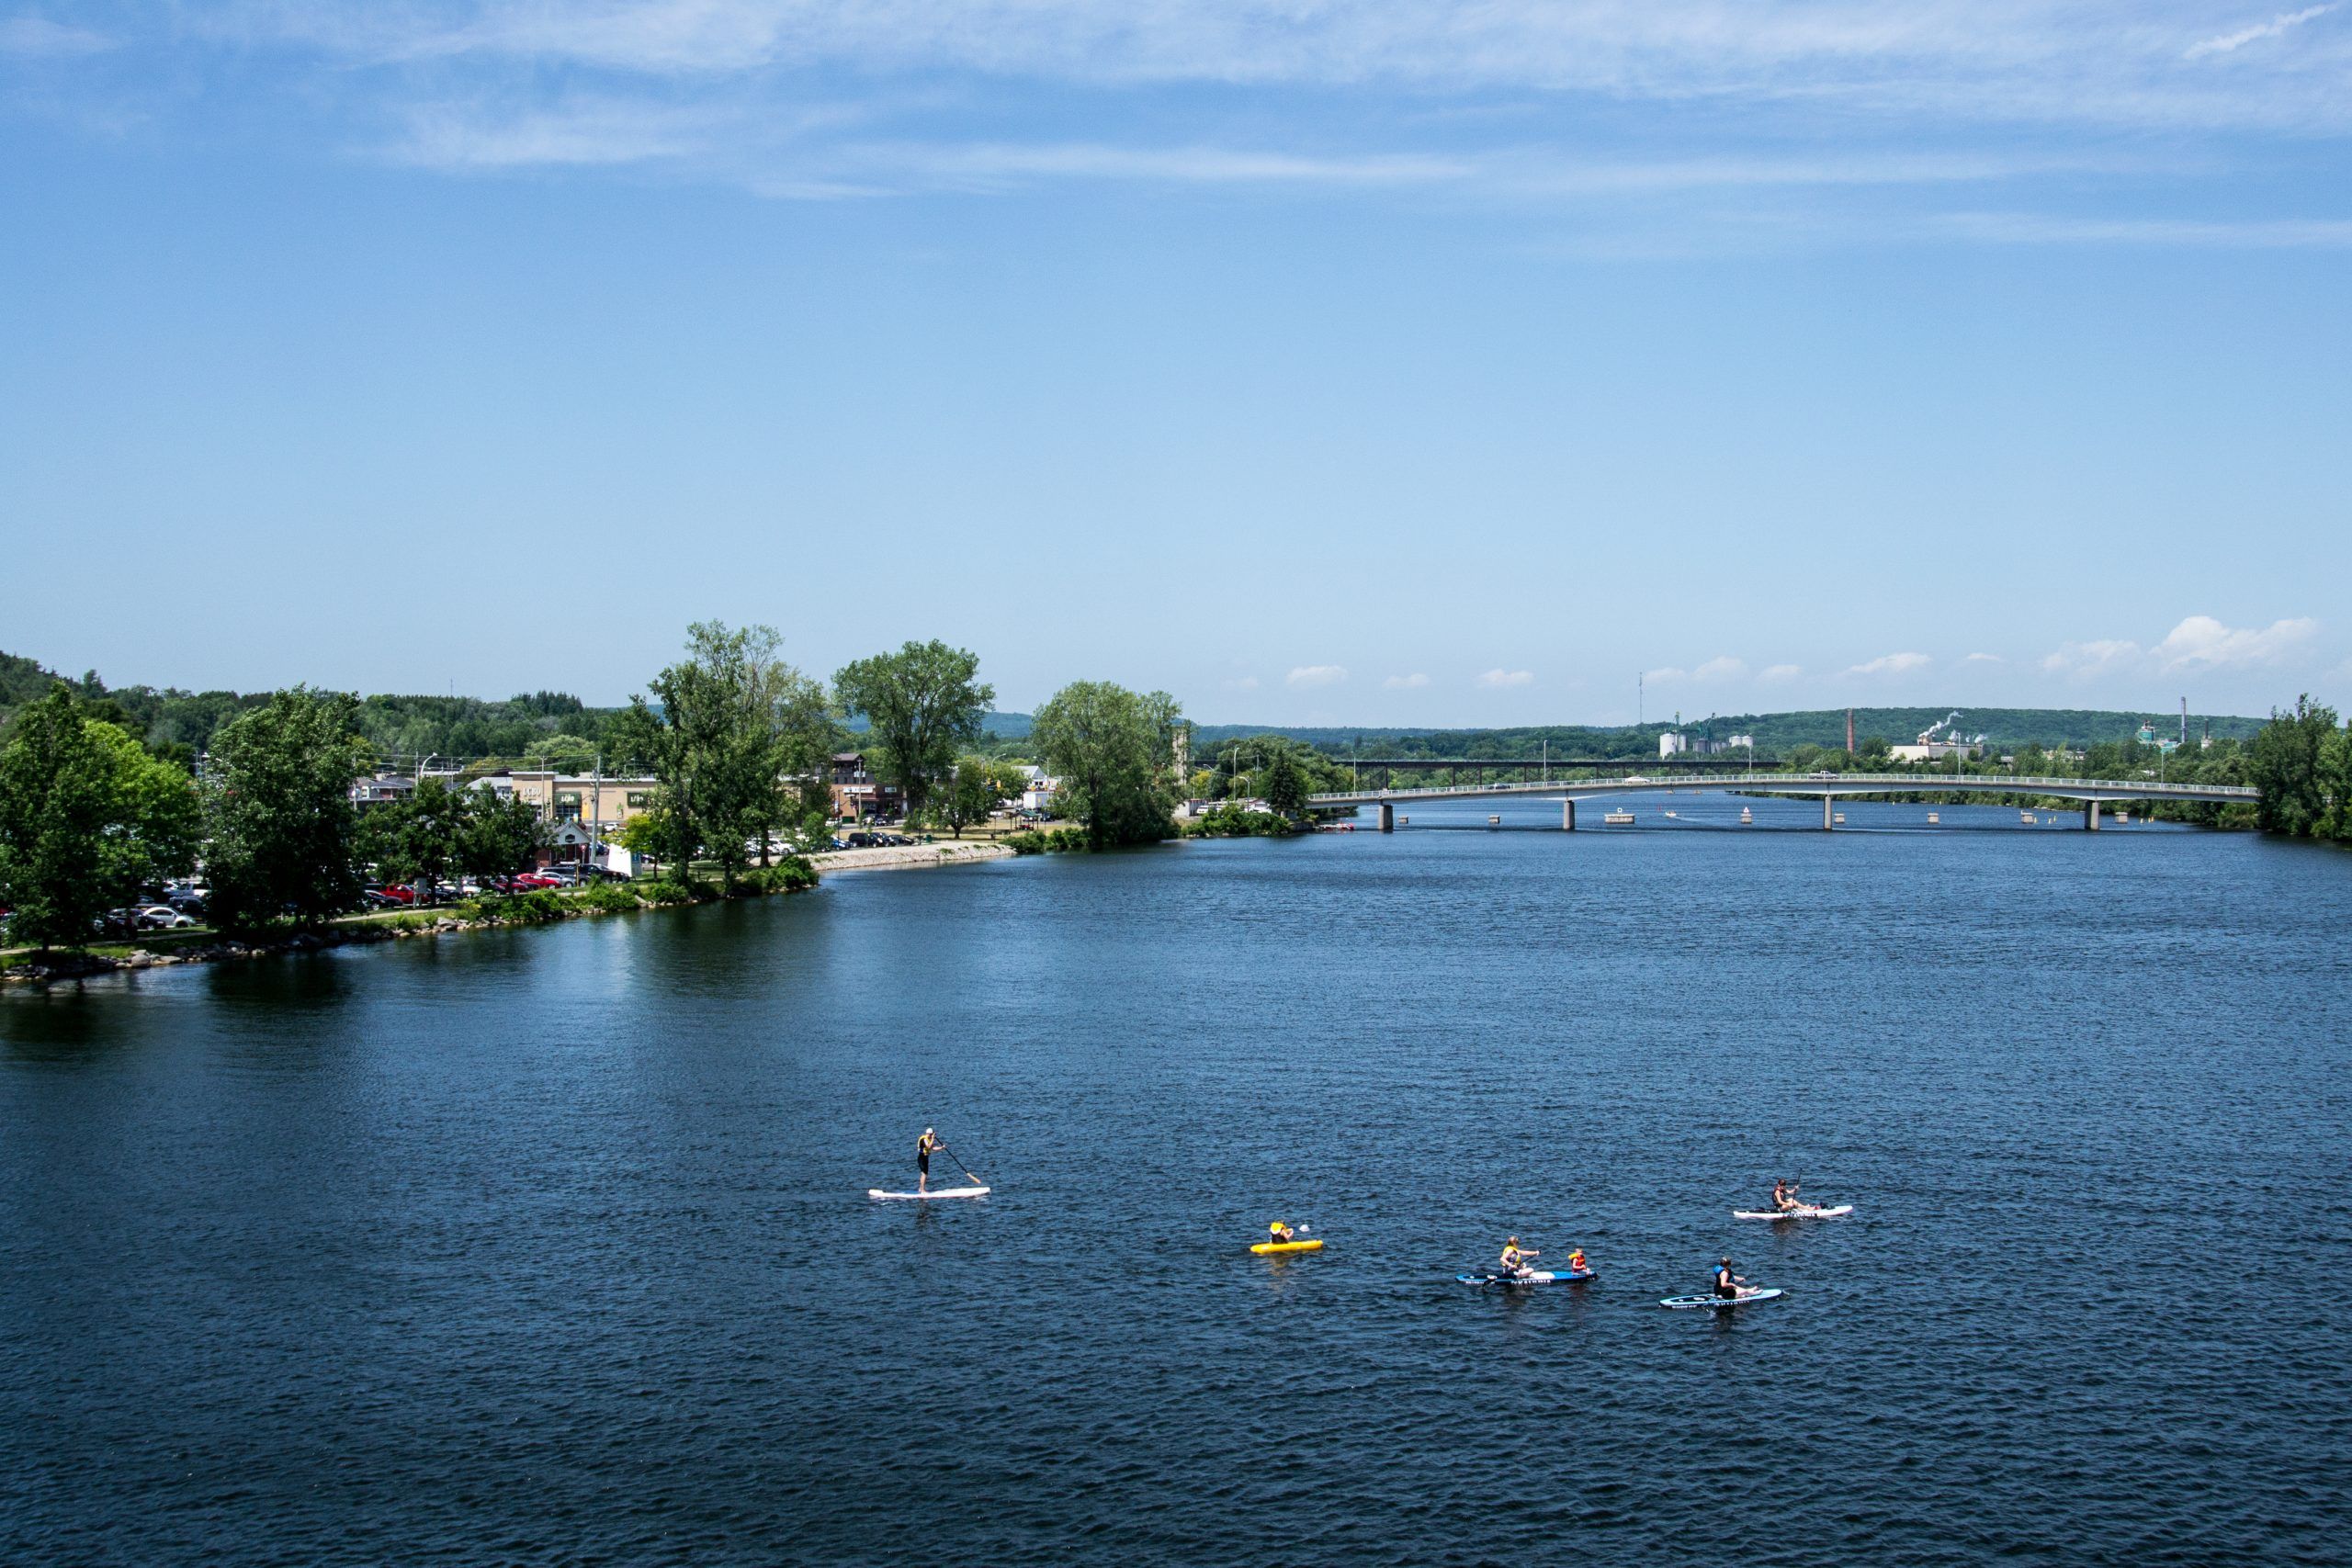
[133,905,198,930]
[360,889,405,908]
[512,874,560,889]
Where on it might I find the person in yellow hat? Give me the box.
[915,1127,943,1194]
[1266,1221,1297,1245]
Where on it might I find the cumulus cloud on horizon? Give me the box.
[1476,668,1534,688]
[2043,615,2317,678]
[1286,664,1348,688]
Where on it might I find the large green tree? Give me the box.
[0,684,200,951]
[1031,682,1182,849]
[941,755,1024,833]
[618,622,833,886]
[1261,748,1308,818]
[203,688,374,929]
[2247,694,2339,837]
[833,640,992,824]
[456,788,548,882]
[359,776,466,896]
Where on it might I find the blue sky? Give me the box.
[4,3,2347,724]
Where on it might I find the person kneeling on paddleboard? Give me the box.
[1499,1237,1539,1280]
[1714,1257,1747,1301]
[916,1128,942,1194]
[1268,1221,1296,1245]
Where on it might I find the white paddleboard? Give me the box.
[1733,1204,1853,1220]
[868,1186,990,1201]
[1661,1288,1783,1309]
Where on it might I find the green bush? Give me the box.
[638,878,710,907]
[737,857,818,895]
[1183,804,1297,839]
[569,882,646,915]
[1005,827,1091,854]
[459,889,568,925]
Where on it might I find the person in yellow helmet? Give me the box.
[1267,1221,1297,1245]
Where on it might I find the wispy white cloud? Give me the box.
[1476,668,1534,688]
[1221,674,1260,691]
[0,17,112,57]
[1758,663,1803,682]
[1286,663,1348,688]
[2185,6,2337,60]
[2043,615,2318,679]
[1383,672,1430,690]
[1692,655,1748,682]
[2153,614,2317,670]
[1939,212,2352,249]
[1962,651,2003,664]
[1642,665,1688,684]
[2041,637,2145,678]
[1846,651,1932,677]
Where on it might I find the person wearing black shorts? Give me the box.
[916,1128,941,1194]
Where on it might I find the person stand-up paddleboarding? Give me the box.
[1499,1236,1540,1281]
[916,1127,943,1195]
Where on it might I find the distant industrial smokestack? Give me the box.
[1847,708,1855,753]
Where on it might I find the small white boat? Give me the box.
[1833,811,1846,825]
[1926,812,1939,824]
[1738,807,1753,825]
[2020,810,2035,825]
[1603,809,1635,825]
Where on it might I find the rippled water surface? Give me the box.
[6,801,2349,1566]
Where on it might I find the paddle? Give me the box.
[936,1139,987,1188]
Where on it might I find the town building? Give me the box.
[830,751,904,820]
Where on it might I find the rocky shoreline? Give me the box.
[808,842,1016,872]
[3,846,1012,987]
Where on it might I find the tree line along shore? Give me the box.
[4,626,2349,976]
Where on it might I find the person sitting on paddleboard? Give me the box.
[1267,1221,1296,1245]
[1566,1248,1589,1276]
[916,1128,942,1194]
[1714,1257,1746,1301]
[1499,1237,1539,1280]
[1771,1179,1801,1213]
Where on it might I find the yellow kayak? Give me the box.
[1250,1239,1324,1255]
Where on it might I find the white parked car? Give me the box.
[135,905,197,930]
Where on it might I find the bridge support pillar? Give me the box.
[1823,795,1835,830]
[2085,800,2101,832]
[1378,801,1394,833]
[1562,799,1576,832]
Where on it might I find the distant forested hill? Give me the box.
[0,647,2269,765]
[1193,705,2267,757]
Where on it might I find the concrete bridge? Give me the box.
[1308,772,2258,832]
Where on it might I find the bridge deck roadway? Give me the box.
[1309,772,2256,808]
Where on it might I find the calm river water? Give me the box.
[5,797,2348,1566]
